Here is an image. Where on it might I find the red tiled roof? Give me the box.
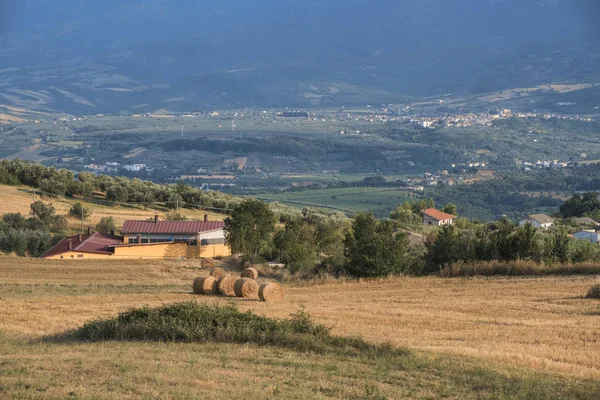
[40,232,123,258]
[121,220,225,234]
[423,208,456,221]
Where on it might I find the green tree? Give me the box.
[344,213,410,277]
[95,217,116,234]
[442,203,458,216]
[273,219,318,274]
[69,202,92,221]
[2,213,26,230]
[224,199,275,263]
[424,225,460,272]
[30,201,56,225]
[106,185,129,205]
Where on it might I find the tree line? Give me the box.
[0,159,241,210]
[225,195,600,278]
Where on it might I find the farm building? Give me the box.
[40,216,230,260]
[519,214,554,229]
[572,229,600,244]
[422,208,456,226]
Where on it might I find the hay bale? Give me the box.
[209,267,226,280]
[241,267,259,279]
[258,283,285,302]
[201,258,215,269]
[218,275,238,297]
[233,278,259,299]
[192,276,218,295]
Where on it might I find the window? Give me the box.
[201,238,226,246]
[77,254,84,258]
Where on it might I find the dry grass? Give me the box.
[0,184,225,232]
[0,257,599,381]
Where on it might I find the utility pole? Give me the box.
[232,119,236,131]
[80,208,84,235]
[181,124,184,137]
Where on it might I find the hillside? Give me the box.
[0,0,598,114]
[0,258,598,398]
[0,184,226,234]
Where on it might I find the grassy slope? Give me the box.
[0,184,226,233]
[0,258,599,398]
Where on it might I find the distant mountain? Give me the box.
[0,0,598,114]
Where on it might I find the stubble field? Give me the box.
[0,257,599,399]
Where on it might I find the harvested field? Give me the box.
[0,257,599,398]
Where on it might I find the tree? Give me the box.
[106,185,129,205]
[442,203,458,216]
[224,199,275,263]
[69,202,92,221]
[344,213,410,277]
[30,201,56,225]
[273,219,318,274]
[2,213,26,230]
[424,225,460,272]
[166,193,184,210]
[95,217,116,234]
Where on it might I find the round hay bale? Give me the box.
[233,278,259,299]
[258,283,285,302]
[201,258,215,269]
[209,267,226,280]
[218,275,238,297]
[241,267,259,279]
[192,276,217,295]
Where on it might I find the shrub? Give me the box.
[440,260,600,277]
[585,284,600,299]
[63,302,403,357]
[95,217,116,234]
[70,302,329,345]
[69,202,92,220]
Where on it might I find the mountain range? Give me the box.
[0,0,598,114]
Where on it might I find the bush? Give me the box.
[586,284,600,299]
[69,202,92,220]
[70,302,329,345]
[440,260,600,277]
[95,217,116,234]
[63,302,403,357]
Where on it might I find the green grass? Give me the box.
[257,187,413,215]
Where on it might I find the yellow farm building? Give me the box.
[40,215,230,260]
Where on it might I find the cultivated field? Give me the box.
[0,257,599,398]
[257,187,414,215]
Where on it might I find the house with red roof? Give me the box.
[40,215,230,260]
[422,208,456,226]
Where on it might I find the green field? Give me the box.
[257,187,415,215]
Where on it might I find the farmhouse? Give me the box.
[40,215,230,260]
[519,214,554,229]
[572,229,600,244]
[422,208,456,226]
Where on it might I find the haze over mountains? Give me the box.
[0,0,598,114]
